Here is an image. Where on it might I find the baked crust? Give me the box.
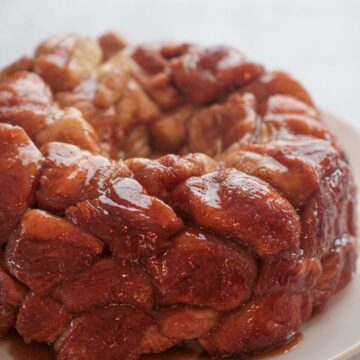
[0,32,357,360]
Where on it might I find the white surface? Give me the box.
[0,0,359,129]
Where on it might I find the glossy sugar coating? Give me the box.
[0,31,357,360]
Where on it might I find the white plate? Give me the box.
[0,113,359,360]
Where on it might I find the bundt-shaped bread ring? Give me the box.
[0,31,357,360]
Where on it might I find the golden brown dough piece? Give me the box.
[34,34,102,91]
[37,142,132,213]
[240,71,314,106]
[169,169,301,257]
[146,228,256,311]
[98,31,128,61]
[0,124,44,244]
[66,178,183,260]
[0,31,357,360]
[0,71,53,138]
[16,292,71,343]
[199,292,305,355]
[36,107,101,153]
[52,258,154,312]
[5,209,103,295]
[187,93,258,156]
[0,263,26,336]
[126,153,218,199]
[55,305,153,360]
[170,45,264,104]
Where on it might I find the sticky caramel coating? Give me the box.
[55,305,153,360]
[65,177,184,260]
[0,32,357,360]
[0,263,26,336]
[16,292,71,343]
[52,258,154,312]
[0,124,44,244]
[5,209,103,295]
[169,169,301,257]
[0,72,53,139]
[146,228,257,311]
[37,142,132,213]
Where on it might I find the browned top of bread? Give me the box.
[0,31,357,360]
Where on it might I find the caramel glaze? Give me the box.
[0,333,302,360]
[0,30,357,360]
[141,334,303,360]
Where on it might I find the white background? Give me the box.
[0,0,359,129]
[0,2,359,359]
